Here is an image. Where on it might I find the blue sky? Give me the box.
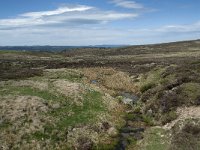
[0,0,200,45]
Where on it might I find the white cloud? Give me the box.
[21,5,93,18]
[0,3,199,46]
[0,5,138,29]
[155,22,200,33]
[111,0,143,9]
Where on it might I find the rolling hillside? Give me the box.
[1,39,200,150]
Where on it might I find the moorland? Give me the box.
[1,39,200,150]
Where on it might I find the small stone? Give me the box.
[147,109,153,116]
[52,103,60,109]
[122,98,133,105]
[121,92,139,105]
[108,127,118,137]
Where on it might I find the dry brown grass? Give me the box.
[164,106,200,129]
[0,95,54,150]
[81,67,138,95]
[53,79,84,97]
[11,80,49,91]
[81,67,116,80]
[102,72,137,93]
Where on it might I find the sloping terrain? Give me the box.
[0,68,126,149]
[1,39,200,150]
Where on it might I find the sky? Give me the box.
[0,0,200,46]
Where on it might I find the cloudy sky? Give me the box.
[0,0,200,46]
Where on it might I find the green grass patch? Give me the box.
[54,90,106,128]
[0,86,63,102]
[0,82,107,129]
[0,75,118,149]
[29,90,107,145]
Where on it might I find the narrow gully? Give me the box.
[115,93,145,150]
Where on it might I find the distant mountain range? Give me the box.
[0,45,128,52]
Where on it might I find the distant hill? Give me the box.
[63,39,200,57]
[0,45,127,52]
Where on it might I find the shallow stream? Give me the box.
[115,93,145,150]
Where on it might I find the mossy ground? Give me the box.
[0,68,124,149]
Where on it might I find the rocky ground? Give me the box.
[1,39,200,150]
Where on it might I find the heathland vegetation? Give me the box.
[1,39,200,149]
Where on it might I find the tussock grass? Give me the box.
[0,68,125,149]
[139,67,166,93]
[81,67,138,95]
[138,127,170,150]
[171,119,200,150]
[180,83,200,104]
